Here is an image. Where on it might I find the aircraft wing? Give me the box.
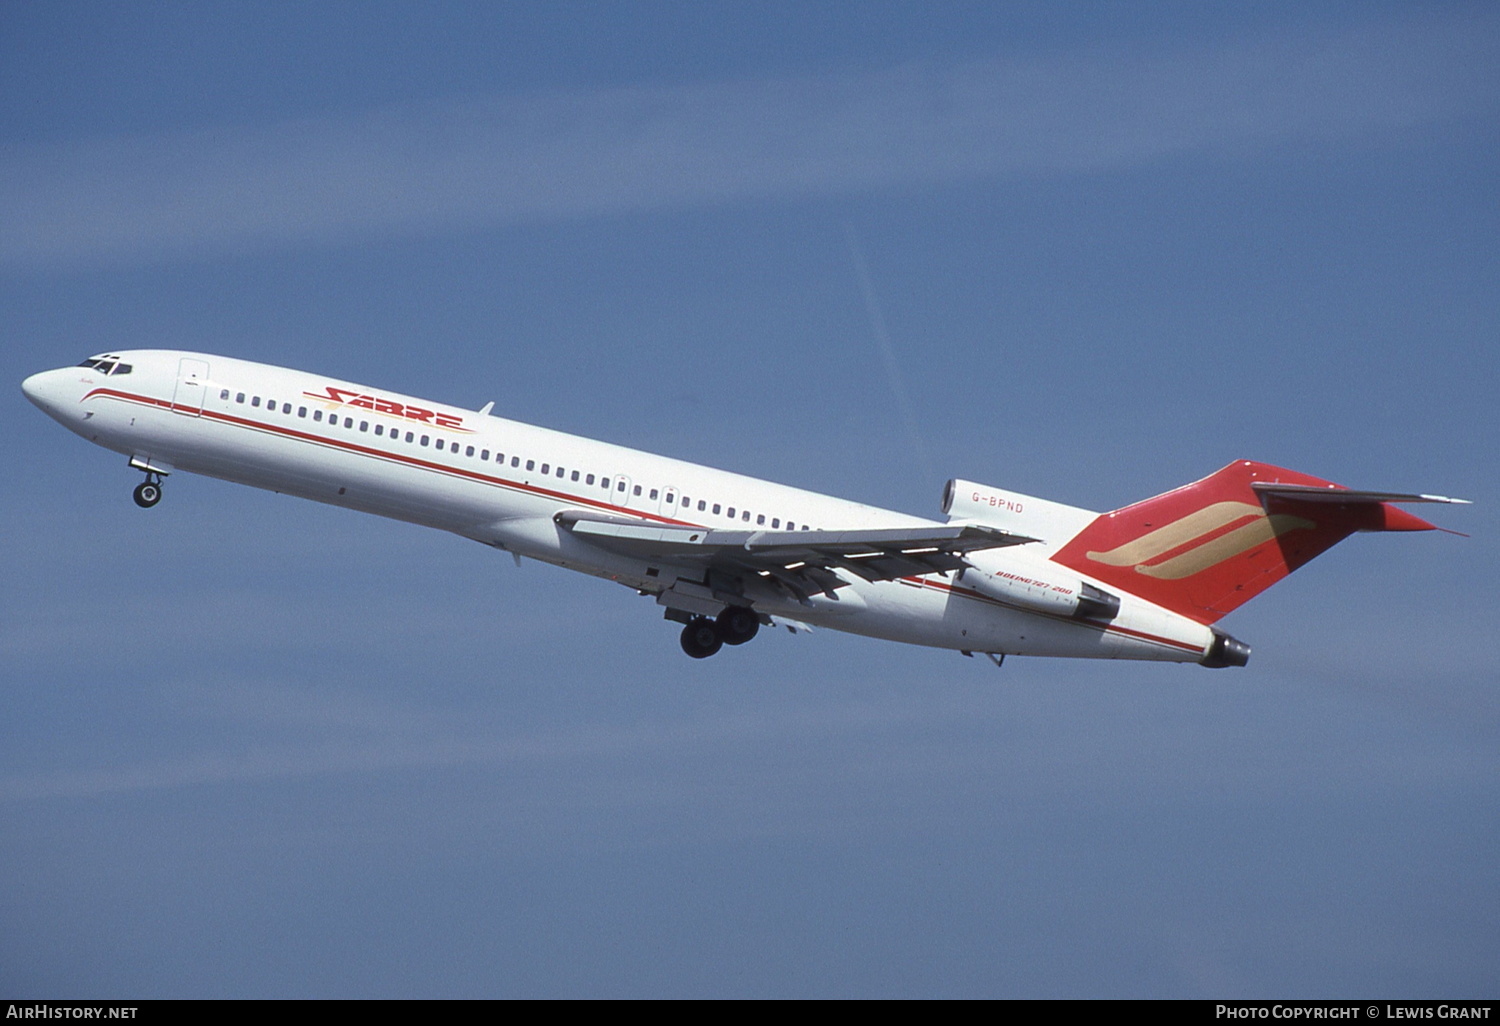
[554,510,1037,602]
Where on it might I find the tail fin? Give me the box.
[1050,460,1464,624]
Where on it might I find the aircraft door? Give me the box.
[659,485,680,520]
[171,359,210,416]
[611,474,633,511]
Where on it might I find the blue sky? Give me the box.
[3,1,1497,998]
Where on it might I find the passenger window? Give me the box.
[405,431,414,442]
[359,421,368,432]
[786,522,795,531]
[571,470,579,482]
[252,396,261,407]
[421,435,430,446]
[757,515,765,525]
[513,457,521,468]
[617,481,626,492]
[375,425,383,436]
[298,407,307,418]
[556,466,565,478]
[600,478,610,489]
[698,500,706,511]
[586,474,594,485]
[713,504,721,515]
[649,489,658,500]
[466,446,475,457]
[541,463,549,474]
[236,393,245,403]
[633,485,642,496]
[727,507,736,518]
[772,519,780,528]
[283,403,292,414]
[526,460,535,471]
[743,511,751,522]
[313,410,323,422]
[220,389,229,400]
[481,449,489,460]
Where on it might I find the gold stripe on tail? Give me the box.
[1086,502,1263,567]
[1134,514,1314,579]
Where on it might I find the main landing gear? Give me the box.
[679,606,762,659]
[133,472,164,508]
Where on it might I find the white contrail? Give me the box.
[845,224,933,475]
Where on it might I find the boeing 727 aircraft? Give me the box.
[22,351,1468,667]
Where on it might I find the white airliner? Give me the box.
[22,351,1468,667]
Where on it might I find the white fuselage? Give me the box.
[22,350,1216,664]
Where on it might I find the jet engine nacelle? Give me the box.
[956,561,1121,622]
[942,477,1117,618]
[942,478,1097,547]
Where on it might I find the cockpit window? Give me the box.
[76,355,131,375]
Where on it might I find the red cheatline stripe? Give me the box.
[80,388,1207,656]
[907,576,1203,654]
[83,387,697,526]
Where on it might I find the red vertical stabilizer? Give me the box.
[1050,461,1439,624]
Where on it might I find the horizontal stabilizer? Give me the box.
[1251,482,1471,505]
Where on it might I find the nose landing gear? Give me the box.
[133,473,164,508]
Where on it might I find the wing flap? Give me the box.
[554,510,1036,596]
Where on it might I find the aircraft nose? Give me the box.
[21,367,75,417]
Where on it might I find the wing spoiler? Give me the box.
[555,510,1037,601]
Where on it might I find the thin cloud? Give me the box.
[2,10,1494,267]
[0,685,957,803]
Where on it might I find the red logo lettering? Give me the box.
[301,385,468,432]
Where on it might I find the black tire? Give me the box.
[680,617,723,659]
[133,482,162,508]
[716,606,759,646]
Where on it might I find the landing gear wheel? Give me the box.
[680,617,724,659]
[716,606,760,646]
[133,481,162,508]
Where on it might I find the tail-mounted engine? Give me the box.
[942,478,1098,548]
[956,562,1121,622]
[942,478,1119,620]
